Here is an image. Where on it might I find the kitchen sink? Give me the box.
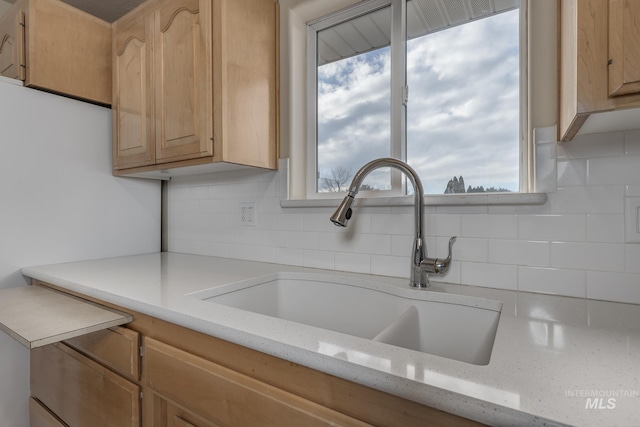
[191,272,502,365]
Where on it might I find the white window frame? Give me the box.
[305,0,529,199]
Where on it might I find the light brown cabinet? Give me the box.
[112,0,278,178]
[608,0,640,97]
[31,342,141,427]
[559,0,640,141]
[28,280,482,427]
[0,0,112,105]
[0,3,24,80]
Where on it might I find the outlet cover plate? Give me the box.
[625,197,640,243]
[240,202,256,226]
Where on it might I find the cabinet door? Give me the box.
[154,0,212,163]
[29,397,68,427]
[145,392,222,427]
[608,0,640,96]
[112,7,155,170]
[31,343,140,427]
[0,2,25,80]
[144,337,371,427]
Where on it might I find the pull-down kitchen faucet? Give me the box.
[330,158,456,288]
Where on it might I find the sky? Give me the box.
[316,8,520,195]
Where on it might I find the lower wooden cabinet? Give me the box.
[30,342,140,427]
[29,397,67,427]
[144,337,369,427]
[29,281,483,427]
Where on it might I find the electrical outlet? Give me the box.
[625,197,640,243]
[239,202,256,226]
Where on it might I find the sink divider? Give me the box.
[372,305,420,352]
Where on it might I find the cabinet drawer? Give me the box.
[64,326,140,380]
[144,337,370,427]
[29,397,67,427]
[31,343,140,427]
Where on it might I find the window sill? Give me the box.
[280,192,547,209]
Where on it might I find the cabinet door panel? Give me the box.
[113,11,155,170]
[0,5,25,80]
[155,0,212,163]
[29,397,67,427]
[31,343,140,427]
[145,337,370,427]
[609,0,640,96]
[63,326,140,381]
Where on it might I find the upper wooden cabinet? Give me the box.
[559,0,640,141]
[0,3,24,80]
[608,0,640,97]
[112,0,279,178]
[0,0,112,105]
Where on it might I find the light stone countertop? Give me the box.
[21,252,640,427]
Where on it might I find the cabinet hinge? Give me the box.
[402,85,409,106]
[608,59,613,65]
[140,345,144,356]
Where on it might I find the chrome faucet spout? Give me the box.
[329,158,456,288]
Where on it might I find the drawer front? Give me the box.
[31,343,140,427]
[144,337,370,427]
[29,397,67,427]
[64,326,140,380]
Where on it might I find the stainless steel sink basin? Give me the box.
[192,272,502,365]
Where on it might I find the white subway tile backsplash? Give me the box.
[273,212,303,231]
[334,252,371,274]
[168,127,640,304]
[371,213,414,236]
[460,262,518,290]
[318,232,353,252]
[489,240,550,267]
[626,245,640,274]
[557,131,625,160]
[350,233,391,256]
[453,237,489,263]
[548,186,625,214]
[390,234,413,257]
[587,156,640,186]
[587,214,625,243]
[287,231,319,250]
[625,130,640,154]
[518,267,586,298]
[587,271,640,304]
[251,246,277,264]
[303,213,338,233]
[427,214,461,237]
[461,214,518,239]
[557,159,587,187]
[551,242,625,272]
[370,254,407,278]
[303,250,335,270]
[275,247,304,266]
[519,215,587,242]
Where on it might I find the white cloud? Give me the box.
[316,9,520,194]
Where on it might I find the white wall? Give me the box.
[167,128,640,305]
[0,78,160,427]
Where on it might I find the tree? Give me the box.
[320,166,352,192]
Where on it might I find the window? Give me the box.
[307,0,523,197]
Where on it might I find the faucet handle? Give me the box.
[420,236,457,275]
